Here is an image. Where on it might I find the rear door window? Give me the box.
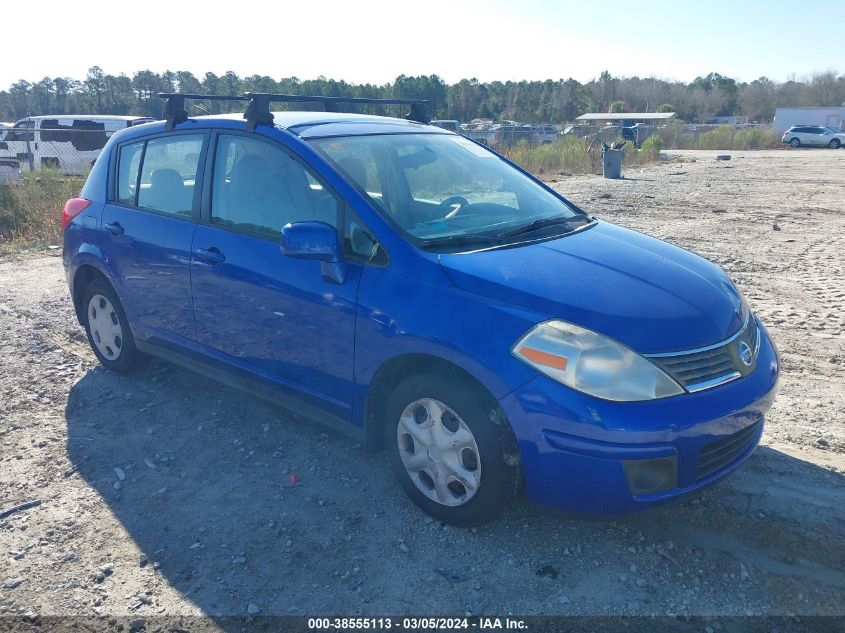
[136,135,204,217]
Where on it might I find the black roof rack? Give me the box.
[158,94,249,130]
[158,93,430,132]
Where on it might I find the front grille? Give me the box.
[696,420,761,480]
[648,316,759,392]
[653,346,737,389]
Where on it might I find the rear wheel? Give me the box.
[829,139,841,149]
[384,372,521,526]
[789,137,801,148]
[82,278,147,373]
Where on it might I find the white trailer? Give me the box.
[773,107,845,134]
[0,115,152,175]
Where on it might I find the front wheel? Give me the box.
[384,373,521,526]
[829,139,841,149]
[789,138,801,148]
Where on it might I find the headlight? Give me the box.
[512,320,684,401]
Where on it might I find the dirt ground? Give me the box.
[1,149,843,625]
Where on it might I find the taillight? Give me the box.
[61,198,91,230]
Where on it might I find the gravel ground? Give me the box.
[0,149,843,625]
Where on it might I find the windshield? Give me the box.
[309,133,586,249]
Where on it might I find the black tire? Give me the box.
[829,139,841,149]
[82,277,147,373]
[384,372,521,526]
[789,137,801,148]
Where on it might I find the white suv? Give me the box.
[782,126,845,148]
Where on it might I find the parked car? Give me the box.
[781,125,845,148]
[533,124,559,144]
[485,123,535,148]
[0,157,21,186]
[0,115,154,175]
[63,94,779,526]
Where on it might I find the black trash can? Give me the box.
[602,148,624,179]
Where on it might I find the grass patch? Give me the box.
[0,170,82,251]
[502,136,661,177]
[655,123,782,150]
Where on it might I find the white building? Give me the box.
[773,107,845,133]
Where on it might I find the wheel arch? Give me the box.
[71,263,113,324]
[362,353,509,452]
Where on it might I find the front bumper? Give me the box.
[499,320,779,516]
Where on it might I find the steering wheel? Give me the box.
[439,195,470,219]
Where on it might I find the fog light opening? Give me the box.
[623,456,678,495]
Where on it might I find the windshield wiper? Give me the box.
[497,215,588,240]
[417,233,504,250]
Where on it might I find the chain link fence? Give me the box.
[0,118,156,185]
[0,128,113,184]
[568,123,782,150]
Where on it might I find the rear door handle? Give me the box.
[196,247,225,264]
[104,221,124,236]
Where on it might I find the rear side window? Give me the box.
[117,141,144,205]
[137,135,203,216]
[210,134,340,238]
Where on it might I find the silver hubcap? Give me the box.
[396,398,481,507]
[87,294,123,360]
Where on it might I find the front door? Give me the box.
[100,132,206,343]
[190,133,361,421]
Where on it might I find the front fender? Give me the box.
[351,259,546,429]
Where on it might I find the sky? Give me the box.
[4,0,843,89]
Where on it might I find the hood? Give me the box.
[439,221,744,354]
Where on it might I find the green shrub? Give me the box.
[0,169,82,250]
[639,135,662,158]
[504,135,594,175]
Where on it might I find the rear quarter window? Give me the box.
[117,141,144,205]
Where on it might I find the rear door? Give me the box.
[189,132,364,421]
[100,131,207,344]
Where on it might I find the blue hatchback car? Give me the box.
[63,94,779,525]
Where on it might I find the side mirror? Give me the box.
[280,221,345,284]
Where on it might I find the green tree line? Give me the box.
[1,67,843,124]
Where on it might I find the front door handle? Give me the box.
[104,221,124,236]
[196,247,225,264]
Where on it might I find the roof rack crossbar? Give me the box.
[157,92,431,132]
[243,93,431,129]
[157,93,249,130]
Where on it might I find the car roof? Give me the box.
[122,111,449,140]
